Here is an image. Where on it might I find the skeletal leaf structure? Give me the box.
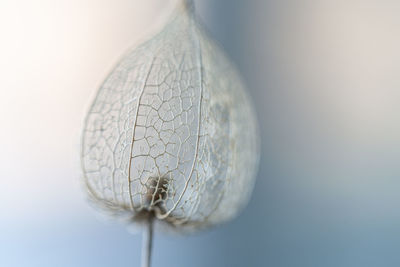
[81,3,260,232]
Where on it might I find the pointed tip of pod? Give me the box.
[179,0,196,15]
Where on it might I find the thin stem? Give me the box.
[141,216,154,267]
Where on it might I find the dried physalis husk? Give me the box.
[81,2,260,233]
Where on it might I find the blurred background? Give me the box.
[1,0,400,266]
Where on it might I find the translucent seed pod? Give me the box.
[81,1,259,265]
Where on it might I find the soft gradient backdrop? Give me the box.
[1,0,400,266]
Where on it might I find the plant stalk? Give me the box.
[141,215,154,267]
